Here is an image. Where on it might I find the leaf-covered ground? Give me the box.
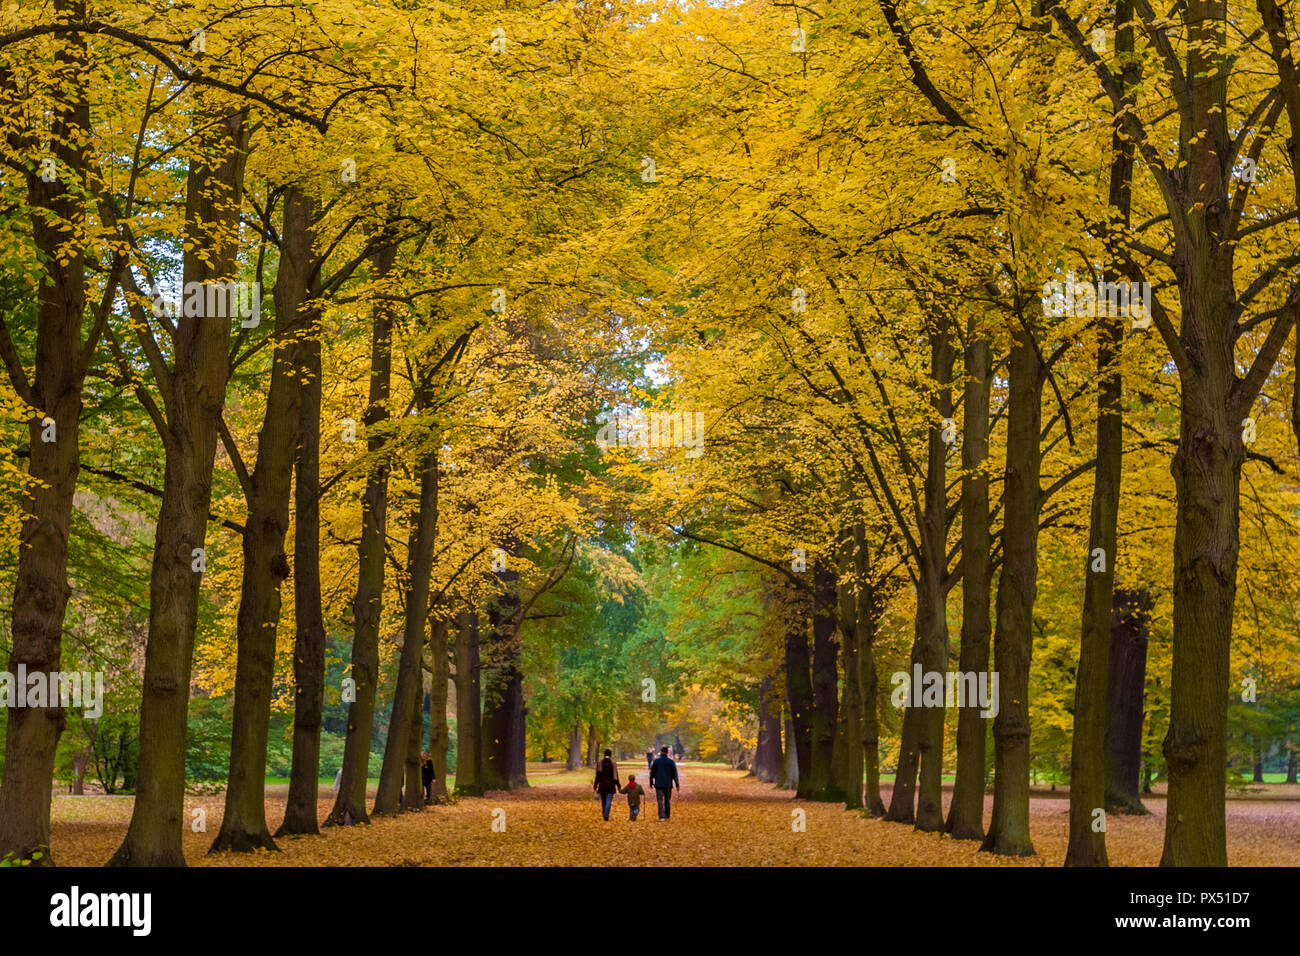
[49,764,1300,866]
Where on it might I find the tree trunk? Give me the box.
[1105,588,1150,814]
[428,618,450,800]
[860,605,886,817]
[948,328,992,840]
[586,724,598,769]
[110,106,249,867]
[753,675,784,784]
[72,753,87,796]
[1065,300,1122,864]
[453,610,482,795]
[886,315,954,828]
[211,186,312,854]
[0,4,89,865]
[981,326,1043,858]
[509,691,529,788]
[375,425,439,815]
[784,593,814,798]
[1161,298,1242,867]
[1285,748,1297,785]
[1066,0,1136,866]
[780,714,799,790]
[836,520,866,810]
[806,559,842,801]
[402,683,423,810]
[481,663,525,790]
[325,229,397,828]
[480,537,524,791]
[278,271,327,837]
[566,720,583,771]
[915,317,955,833]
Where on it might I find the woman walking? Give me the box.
[593,749,619,820]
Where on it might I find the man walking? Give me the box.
[649,745,680,821]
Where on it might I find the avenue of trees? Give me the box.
[0,0,1297,868]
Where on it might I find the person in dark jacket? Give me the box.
[421,751,435,805]
[648,746,680,820]
[645,749,654,769]
[593,749,619,820]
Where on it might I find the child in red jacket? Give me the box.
[619,774,646,821]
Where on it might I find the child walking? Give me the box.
[619,774,646,821]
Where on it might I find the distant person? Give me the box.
[649,746,680,821]
[593,749,619,820]
[332,766,343,791]
[421,750,435,805]
[646,749,654,769]
[620,774,646,820]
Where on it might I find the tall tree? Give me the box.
[1065,0,1139,867]
[427,615,450,801]
[453,609,483,795]
[375,407,440,814]
[982,322,1045,858]
[278,236,328,837]
[753,674,784,784]
[211,185,312,853]
[947,323,992,839]
[1105,588,1151,813]
[1049,0,1300,868]
[326,229,397,827]
[0,0,94,864]
[110,104,250,866]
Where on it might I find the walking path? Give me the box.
[48,763,1300,866]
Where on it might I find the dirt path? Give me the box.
[48,764,1300,866]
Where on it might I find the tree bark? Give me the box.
[211,186,312,854]
[72,754,87,796]
[109,106,249,866]
[566,720,583,771]
[1066,0,1136,866]
[948,328,992,840]
[859,594,886,817]
[784,593,814,799]
[0,1,90,865]
[375,424,439,815]
[981,326,1044,857]
[836,521,865,810]
[1161,279,1242,867]
[585,723,598,769]
[278,265,327,837]
[781,713,799,790]
[915,317,954,832]
[1105,588,1150,813]
[806,559,842,801]
[402,682,423,810]
[753,675,784,784]
[324,228,397,828]
[428,617,450,800]
[480,536,525,790]
[453,610,482,795]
